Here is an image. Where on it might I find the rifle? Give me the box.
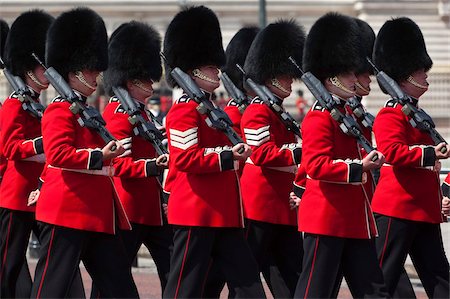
[367,58,447,153]
[112,86,168,161]
[288,56,378,161]
[346,96,375,129]
[0,56,44,119]
[161,53,244,149]
[220,72,248,114]
[236,64,302,138]
[32,53,116,150]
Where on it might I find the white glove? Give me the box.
[117,137,132,158]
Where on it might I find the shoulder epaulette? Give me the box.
[384,99,399,108]
[227,99,238,107]
[114,104,127,114]
[109,96,119,103]
[250,97,264,105]
[311,101,326,112]
[51,96,67,103]
[176,95,191,104]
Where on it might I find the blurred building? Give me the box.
[1,0,449,142]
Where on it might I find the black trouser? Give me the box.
[0,208,85,299]
[0,209,35,298]
[294,233,389,298]
[246,220,302,298]
[91,222,173,297]
[375,214,449,298]
[202,220,302,298]
[31,222,139,299]
[163,226,266,299]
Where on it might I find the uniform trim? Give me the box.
[36,226,56,299]
[170,128,199,150]
[23,153,46,163]
[244,125,270,147]
[442,181,450,198]
[304,236,320,299]
[144,159,159,177]
[33,137,44,154]
[293,183,306,198]
[280,143,302,164]
[379,218,392,268]
[204,147,234,171]
[88,149,103,170]
[174,228,192,299]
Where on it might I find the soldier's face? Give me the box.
[400,69,429,99]
[355,72,371,96]
[127,79,154,103]
[191,66,220,93]
[25,66,50,93]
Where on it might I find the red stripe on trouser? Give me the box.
[379,218,392,267]
[0,212,13,280]
[174,228,192,299]
[304,236,320,299]
[36,227,55,299]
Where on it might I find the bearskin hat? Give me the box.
[0,19,9,59]
[373,17,432,82]
[303,12,360,81]
[222,26,260,92]
[163,6,226,87]
[4,10,53,78]
[354,18,375,75]
[103,21,162,95]
[244,20,305,85]
[46,7,108,80]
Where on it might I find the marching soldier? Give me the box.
[222,26,260,139]
[162,6,265,298]
[239,20,305,298]
[30,8,138,298]
[0,11,53,298]
[372,17,450,298]
[101,20,172,293]
[294,13,388,298]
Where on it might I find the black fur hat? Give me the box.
[4,10,54,78]
[0,19,9,58]
[373,17,432,82]
[303,12,360,81]
[354,19,375,75]
[163,6,226,87]
[244,20,306,85]
[46,7,108,80]
[104,21,162,95]
[222,26,260,91]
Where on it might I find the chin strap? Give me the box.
[133,79,153,94]
[27,70,47,88]
[355,81,370,95]
[270,78,290,94]
[192,68,220,84]
[407,75,428,90]
[330,76,355,95]
[75,71,96,91]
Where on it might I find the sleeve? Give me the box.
[167,101,234,174]
[293,164,307,198]
[373,107,435,168]
[302,111,364,184]
[241,105,301,167]
[442,173,450,198]
[1,99,44,160]
[42,102,103,170]
[105,104,160,178]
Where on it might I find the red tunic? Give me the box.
[166,94,243,227]
[240,98,300,226]
[36,96,131,234]
[0,93,44,212]
[103,97,163,227]
[371,98,443,223]
[298,98,377,239]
